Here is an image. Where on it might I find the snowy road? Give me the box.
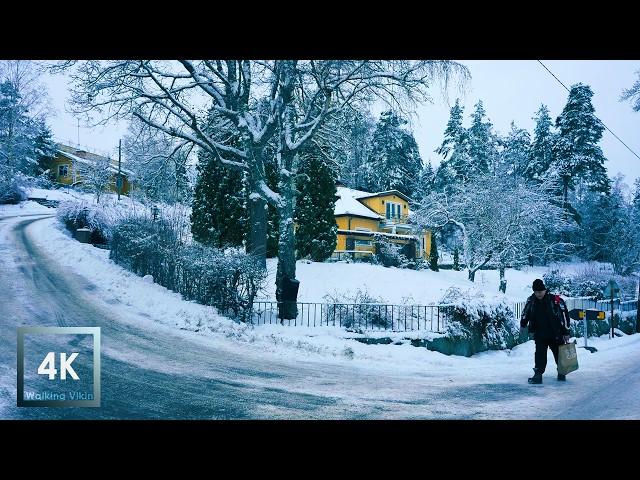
[1,212,639,419]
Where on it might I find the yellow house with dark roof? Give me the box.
[334,185,431,260]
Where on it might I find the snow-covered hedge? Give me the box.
[110,216,266,322]
[543,267,637,300]
[439,287,521,352]
[0,173,28,204]
[57,200,116,244]
[322,289,391,329]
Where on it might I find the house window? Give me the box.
[355,240,372,247]
[58,164,69,177]
[386,201,402,219]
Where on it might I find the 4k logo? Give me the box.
[17,327,101,407]
[38,352,80,380]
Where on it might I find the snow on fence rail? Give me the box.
[249,297,638,333]
[512,296,638,320]
[250,301,456,332]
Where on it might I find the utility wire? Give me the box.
[537,60,640,162]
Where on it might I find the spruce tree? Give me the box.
[466,100,497,177]
[552,83,610,219]
[499,122,531,177]
[526,104,555,182]
[428,230,439,271]
[435,99,465,159]
[294,148,338,262]
[364,110,423,196]
[190,150,247,248]
[435,99,469,189]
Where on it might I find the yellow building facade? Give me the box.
[334,186,431,260]
[47,144,132,195]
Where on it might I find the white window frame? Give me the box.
[354,227,372,232]
[355,239,372,247]
[58,164,69,177]
[386,201,402,219]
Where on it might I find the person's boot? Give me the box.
[528,369,543,384]
[557,373,566,381]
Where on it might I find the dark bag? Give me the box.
[558,341,579,375]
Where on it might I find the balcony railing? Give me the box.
[380,215,410,226]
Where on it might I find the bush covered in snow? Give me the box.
[323,288,391,329]
[57,200,115,244]
[0,173,28,204]
[373,234,411,268]
[440,287,521,351]
[543,267,638,300]
[110,216,266,322]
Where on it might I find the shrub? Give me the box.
[110,216,266,322]
[440,287,521,350]
[322,289,390,329]
[0,174,28,204]
[373,234,409,268]
[56,200,114,244]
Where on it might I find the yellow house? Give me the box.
[47,144,133,195]
[334,185,431,260]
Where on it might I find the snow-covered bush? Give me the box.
[440,287,520,351]
[57,200,114,244]
[110,216,265,322]
[0,172,28,204]
[373,234,410,268]
[543,267,637,300]
[323,288,390,329]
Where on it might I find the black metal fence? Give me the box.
[250,301,455,333]
[513,297,638,320]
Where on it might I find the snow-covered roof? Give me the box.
[335,187,383,219]
[357,189,413,203]
[57,150,134,177]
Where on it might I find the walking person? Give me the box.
[520,279,572,384]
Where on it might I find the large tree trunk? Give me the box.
[246,194,267,268]
[275,166,298,320]
[499,266,506,293]
[468,269,476,282]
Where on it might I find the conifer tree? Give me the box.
[526,104,555,182]
[429,230,439,271]
[294,146,338,262]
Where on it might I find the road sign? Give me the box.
[569,309,585,320]
[569,309,606,321]
[603,280,620,298]
[585,309,606,321]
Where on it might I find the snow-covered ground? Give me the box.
[3,201,640,419]
[1,201,635,373]
[261,257,619,306]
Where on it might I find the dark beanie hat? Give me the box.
[532,279,546,291]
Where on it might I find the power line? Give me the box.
[537,60,640,162]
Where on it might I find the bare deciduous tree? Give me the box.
[61,60,469,316]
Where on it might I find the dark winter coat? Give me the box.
[520,292,571,341]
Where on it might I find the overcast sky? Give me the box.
[41,60,640,186]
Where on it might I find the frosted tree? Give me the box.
[123,118,191,204]
[497,121,531,177]
[79,155,112,203]
[620,70,640,112]
[413,173,570,287]
[525,104,555,182]
[363,110,423,197]
[552,83,610,221]
[434,99,468,189]
[466,100,498,176]
[63,60,468,317]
